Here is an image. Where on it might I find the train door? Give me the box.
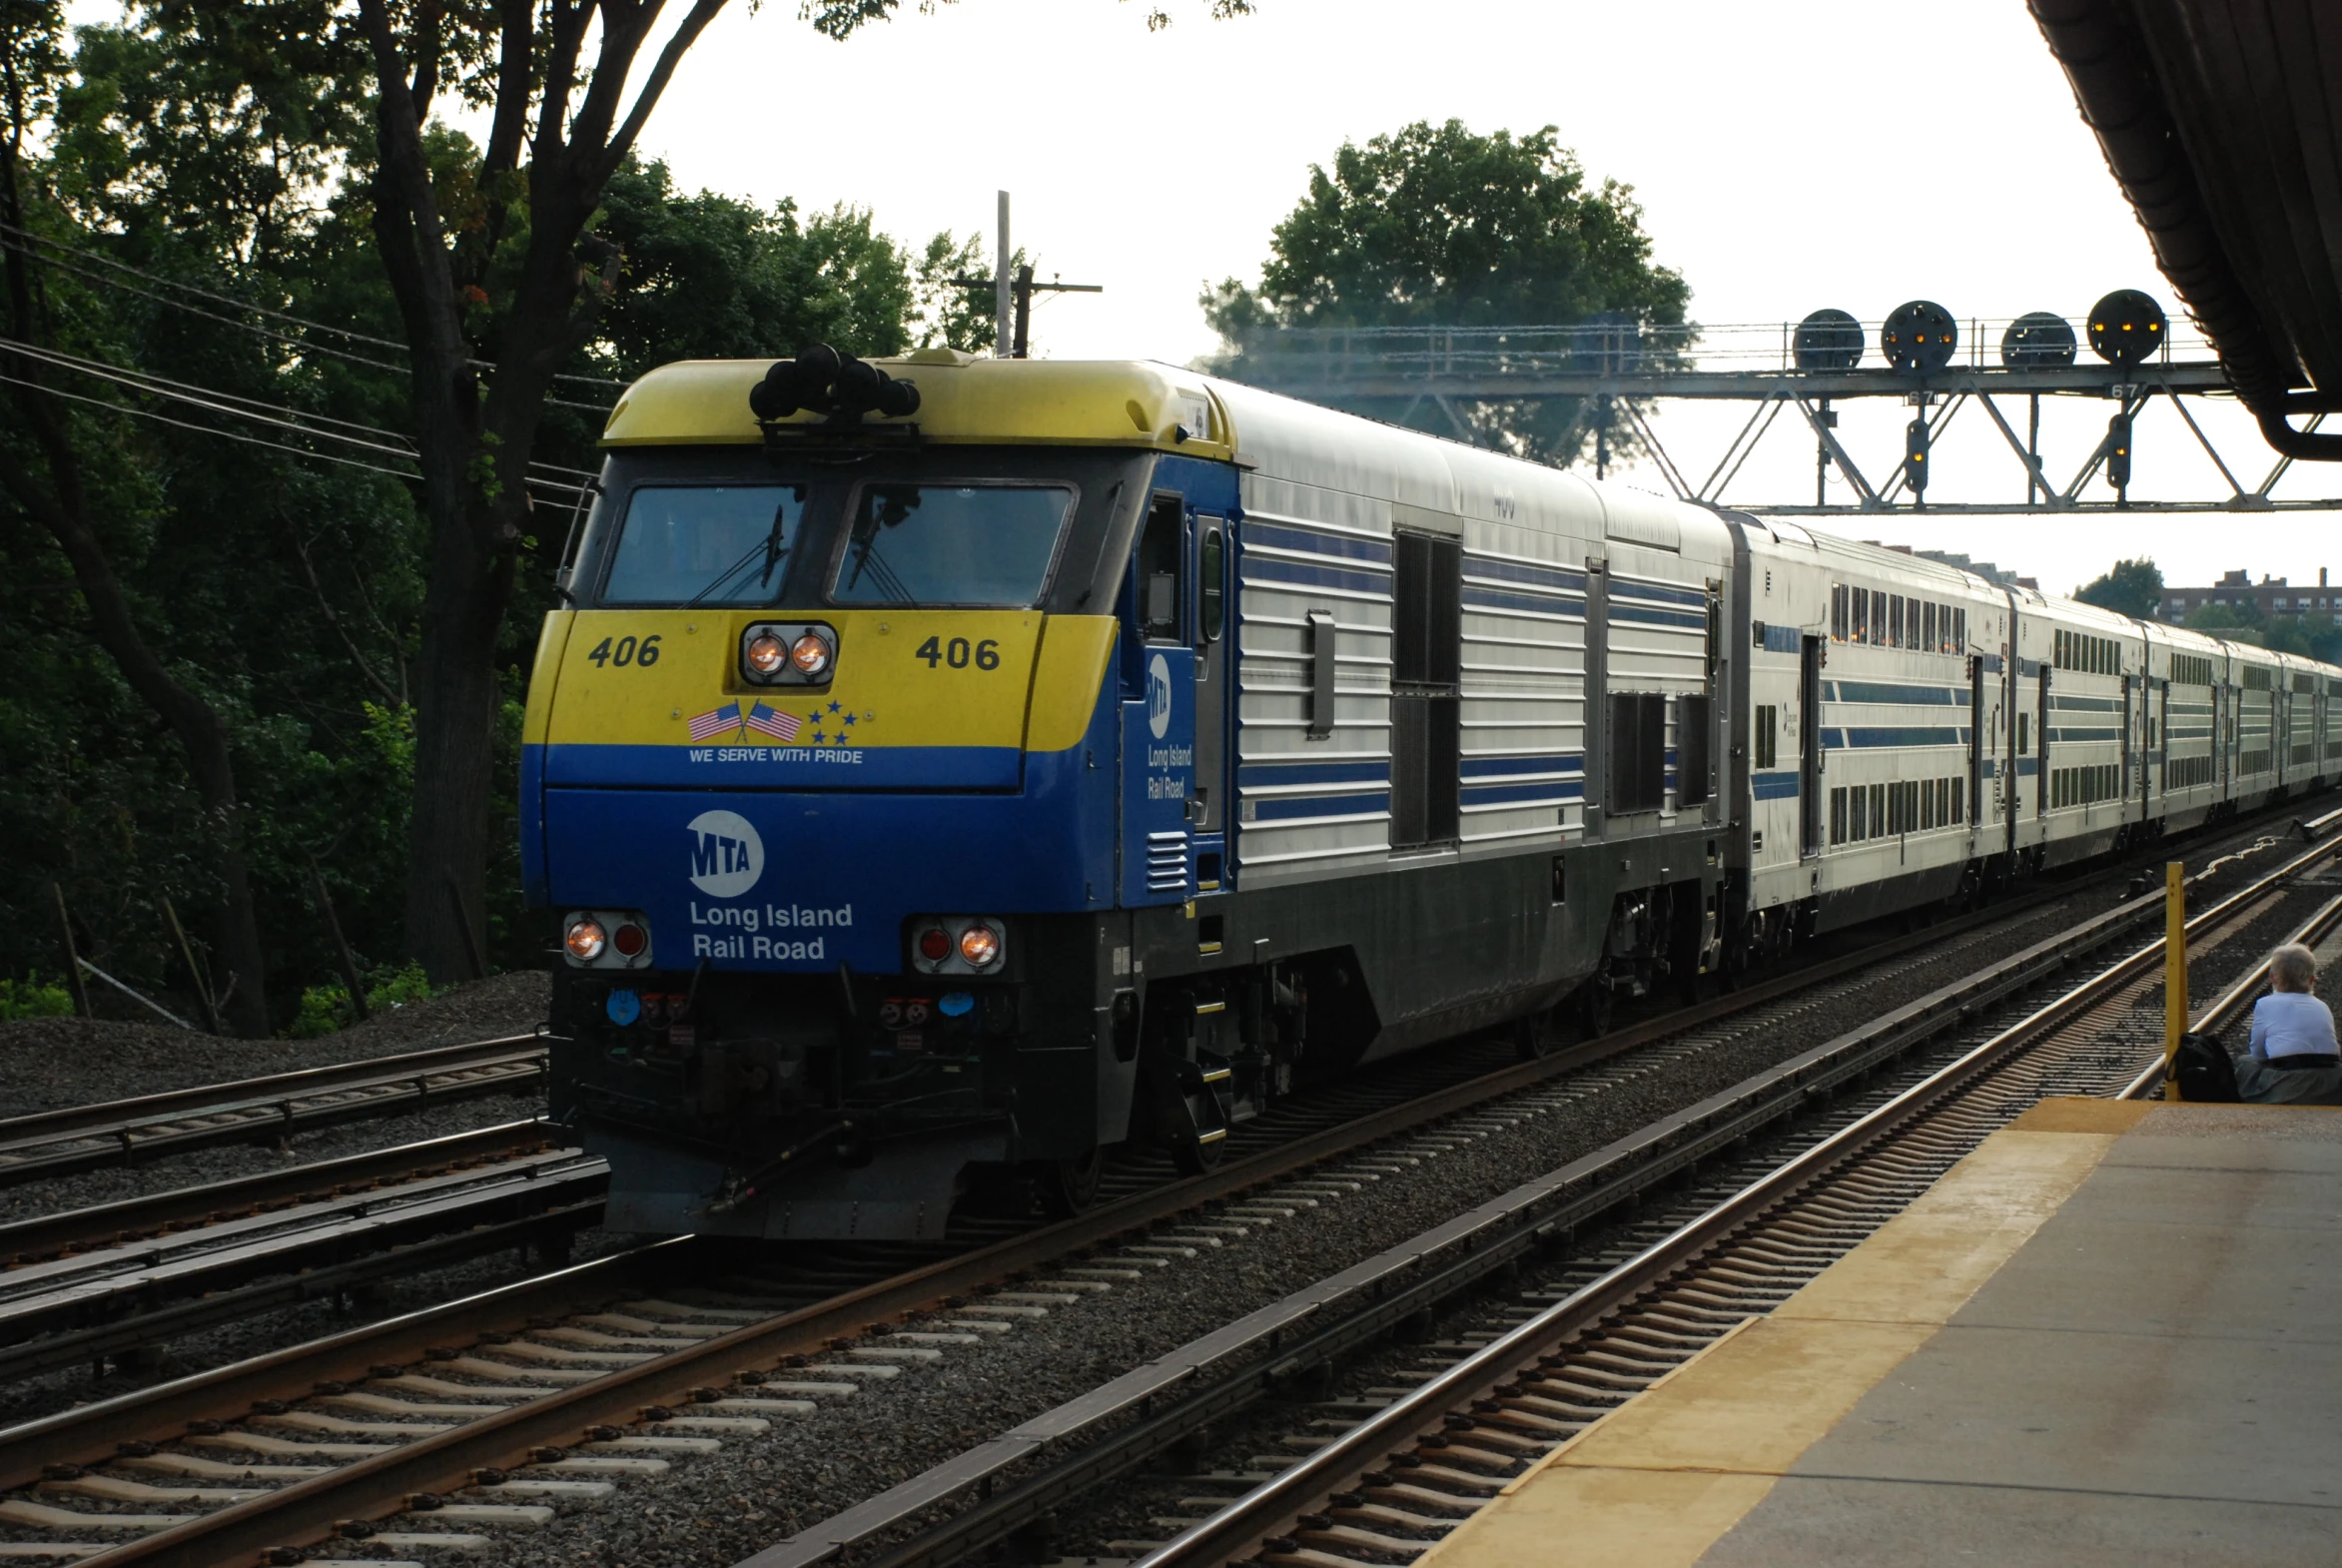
[1968,653,1986,846]
[1122,492,1196,905]
[1800,636,1824,856]
[2034,665,2050,822]
[2155,676,2169,816]
[1189,509,1230,886]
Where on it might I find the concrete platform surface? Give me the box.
[1417,1098,2342,1568]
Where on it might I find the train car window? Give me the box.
[1198,526,1224,643]
[2017,712,2030,754]
[1852,589,1869,643]
[833,482,1074,607]
[1832,585,1848,641]
[1871,782,1886,836]
[1923,602,1937,652]
[1873,591,1888,646]
[1754,704,1777,770]
[1952,777,1963,822]
[1136,494,1183,640]
[1849,784,1865,840]
[601,483,809,605]
[1830,786,1846,845]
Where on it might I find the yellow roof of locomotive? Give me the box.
[599,351,1233,461]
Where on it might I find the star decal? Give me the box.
[841,712,857,727]
[827,700,843,715]
[810,728,828,744]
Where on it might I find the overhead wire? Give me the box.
[0,221,629,392]
[0,363,587,498]
[2,335,601,482]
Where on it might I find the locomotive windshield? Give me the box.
[601,483,808,605]
[832,483,1072,607]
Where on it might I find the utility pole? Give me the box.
[995,191,1012,361]
[955,193,1103,361]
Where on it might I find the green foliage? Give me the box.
[0,975,76,1022]
[2075,559,2163,619]
[283,960,445,1038]
[2185,602,2247,631]
[1202,120,1691,463]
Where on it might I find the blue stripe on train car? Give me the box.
[1758,623,1801,652]
[1466,557,1587,591]
[1462,754,1585,779]
[1612,579,1710,607]
[1237,758,1392,787]
[1461,778,1586,806]
[1822,726,1964,748]
[1242,519,1394,564]
[1241,557,1391,595]
[1752,771,1801,800]
[1828,681,1964,705]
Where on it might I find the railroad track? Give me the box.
[0,1124,602,1385]
[0,805,2325,1566]
[0,1038,549,1188]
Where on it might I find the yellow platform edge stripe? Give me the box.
[1412,1099,2136,1568]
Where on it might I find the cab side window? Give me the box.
[1139,494,1183,642]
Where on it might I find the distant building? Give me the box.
[2154,568,2338,622]
[1912,550,2019,586]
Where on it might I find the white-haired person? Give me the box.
[2233,943,2342,1105]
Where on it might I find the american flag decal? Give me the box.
[746,702,801,741]
[687,702,742,740]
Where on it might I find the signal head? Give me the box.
[1882,301,1957,375]
[1794,309,1864,372]
[2000,312,2077,369]
[2087,290,2165,368]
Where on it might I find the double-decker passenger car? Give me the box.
[523,350,2341,1239]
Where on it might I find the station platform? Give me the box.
[1419,1097,2342,1568]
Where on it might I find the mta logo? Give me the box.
[686,809,764,898]
[1148,652,1173,741]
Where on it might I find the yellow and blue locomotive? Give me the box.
[524,347,2340,1240]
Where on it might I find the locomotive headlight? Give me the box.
[564,915,607,963]
[745,633,787,677]
[959,923,1003,969]
[789,633,833,677]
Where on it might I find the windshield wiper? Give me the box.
[684,497,795,607]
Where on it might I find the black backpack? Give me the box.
[2172,1031,2241,1104]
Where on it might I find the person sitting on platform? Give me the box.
[2233,943,2342,1106]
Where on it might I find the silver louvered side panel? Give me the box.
[1458,523,1589,845]
[1147,830,1190,895]
[1232,506,1394,878]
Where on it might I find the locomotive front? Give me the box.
[522,351,1231,1237]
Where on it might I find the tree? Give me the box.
[2074,558,2163,618]
[1201,120,1690,465]
[353,0,1250,984]
[0,5,281,1035]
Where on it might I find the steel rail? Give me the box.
[0,1035,543,1147]
[1129,822,2342,1568]
[19,807,2324,1564]
[0,1039,548,1186]
[0,1121,563,1264]
[0,1152,607,1373]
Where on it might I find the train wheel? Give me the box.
[1514,1008,1563,1061]
[1036,1145,1106,1218]
[1578,980,1615,1039]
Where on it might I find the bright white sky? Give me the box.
[72,0,2342,599]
